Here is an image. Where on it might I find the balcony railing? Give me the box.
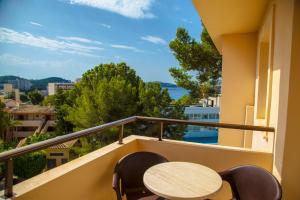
[0,116,275,198]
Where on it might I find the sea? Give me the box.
[162,86,189,100]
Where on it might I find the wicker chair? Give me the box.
[112,152,168,200]
[219,165,282,200]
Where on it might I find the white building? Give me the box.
[3,84,13,94]
[184,106,220,144]
[7,79,32,91]
[48,82,75,95]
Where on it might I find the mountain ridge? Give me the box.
[0,75,71,90]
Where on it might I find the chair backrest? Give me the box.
[220,165,282,200]
[114,151,168,192]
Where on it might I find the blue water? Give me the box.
[162,86,189,100]
[162,86,218,144]
[183,137,218,144]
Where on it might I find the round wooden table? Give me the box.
[143,162,222,200]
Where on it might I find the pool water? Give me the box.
[183,137,218,144]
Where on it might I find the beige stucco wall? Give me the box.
[193,0,299,198]
[219,33,257,147]
[280,0,300,198]
[12,136,139,200]
[11,136,273,200]
[249,0,299,198]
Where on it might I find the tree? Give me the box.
[13,151,46,179]
[20,94,29,102]
[65,63,186,154]
[0,139,17,178]
[177,95,198,106]
[67,63,141,128]
[28,89,44,105]
[0,101,17,140]
[43,89,75,135]
[169,27,222,101]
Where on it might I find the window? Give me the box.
[61,158,68,164]
[209,113,215,119]
[50,153,64,156]
[47,159,56,169]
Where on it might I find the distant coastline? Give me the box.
[0,75,70,90]
[0,75,188,99]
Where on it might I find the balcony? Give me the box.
[14,120,43,127]
[0,116,275,200]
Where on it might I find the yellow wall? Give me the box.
[12,136,139,200]
[220,0,299,198]
[219,33,257,147]
[193,0,300,198]
[45,149,69,169]
[280,0,300,198]
[12,136,273,200]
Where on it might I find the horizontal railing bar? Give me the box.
[0,115,276,162]
[136,116,275,132]
[0,116,137,161]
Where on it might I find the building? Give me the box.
[3,83,13,94]
[192,0,300,198]
[46,140,78,170]
[6,105,56,139]
[48,82,75,95]
[184,106,219,143]
[3,99,18,108]
[1,0,300,199]
[7,78,32,91]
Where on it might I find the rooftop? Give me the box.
[6,105,55,115]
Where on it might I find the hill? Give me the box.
[0,75,22,83]
[158,82,177,88]
[0,75,70,90]
[30,77,71,90]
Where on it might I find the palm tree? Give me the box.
[0,102,19,141]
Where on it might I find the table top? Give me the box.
[143,162,222,200]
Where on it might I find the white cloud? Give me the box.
[57,36,103,45]
[30,21,43,27]
[141,35,166,45]
[181,18,192,24]
[99,23,111,29]
[111,44,143,52]
[0,53,79,68]
[0,27,103,57]
[69,0,155,19]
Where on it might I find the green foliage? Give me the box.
[20,94,29,102]
[4,92,14,99]
[30,77,70,90]
[63,63,186,153]
[28,89,44,105]
[42,89,75,135]
[0,102,17,140]
[177,95,198,106]
[25,133,54,145]
[138,82,171,117]
[0,139,18,175]
[13,151,46,179]
[67,63,141,128]
[10,134,51,179]
[169,27,222,100]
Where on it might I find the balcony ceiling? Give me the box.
[192,0,270,53]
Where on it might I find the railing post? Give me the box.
[118,125,124,144]
[5,158,13,198]
[159,122,163,141]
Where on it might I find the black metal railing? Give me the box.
[0,116,275,198]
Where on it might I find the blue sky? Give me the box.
[0,0,203,82]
